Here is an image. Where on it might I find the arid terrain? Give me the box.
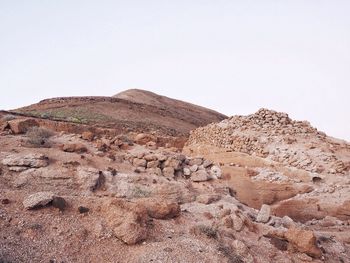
[0,90,349,263]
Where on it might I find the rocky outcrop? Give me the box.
[8,118,39,134]
[2,153,49,170]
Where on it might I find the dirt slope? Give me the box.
[12,89,227,137]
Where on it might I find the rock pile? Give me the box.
[126,152,221,182]
[187,108,349,174]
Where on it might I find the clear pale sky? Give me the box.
[1,1,349,141]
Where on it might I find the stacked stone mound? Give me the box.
[187,108,349,174]
[125,152,221,182]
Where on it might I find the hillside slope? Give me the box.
[12,89,227,136]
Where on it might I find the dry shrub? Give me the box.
[192,224,218,239]
[218,244,244,263]
[26,127,54,147]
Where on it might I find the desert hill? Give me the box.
[11,89,227,137]
[0,98,350,262]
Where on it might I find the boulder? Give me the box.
[191,170,210,182]
[102,199,149,245]
[23,191,54,209]
[76,167,105,192]
[81,131,94,141]
[285,227,322,258]
[8,118,39,134]
[2,153,49,168]
[63,143,88,153]
[256,204,271,223]
[141,199,180,219]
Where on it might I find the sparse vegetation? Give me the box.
[196,224,218,239]
[218,244,244,263]
[131,186,152,198]
[1,114,16,121]
[26,127,54,147]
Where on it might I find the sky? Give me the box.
[0,1,349,141]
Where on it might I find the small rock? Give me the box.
[1,199,10,204]
[78,206,90,213]
[183,167,191,176]
[232,214,244,231]
[81,131,95,141]
[134,133,156,145]
[189,164,198,172]
[188,157,203,166]
[210,165,222,179]
[196,194,221,204]
[63,143,88,153]
[133,158,147,168]
[282,216,295,228]
[202,159,213,168]
[147,160,160,169]
[191,170,210,182]
[52,196,67,211]
[144,154,158,162]
[162,167,175,178]
[256,204,271,223]
[23,191,54,209]
[146,141,157,150]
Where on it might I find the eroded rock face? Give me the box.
[23,192,54,209]
[2,153,49,169]
[8,118,39,134]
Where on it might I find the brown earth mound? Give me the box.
[11,89,227,137]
